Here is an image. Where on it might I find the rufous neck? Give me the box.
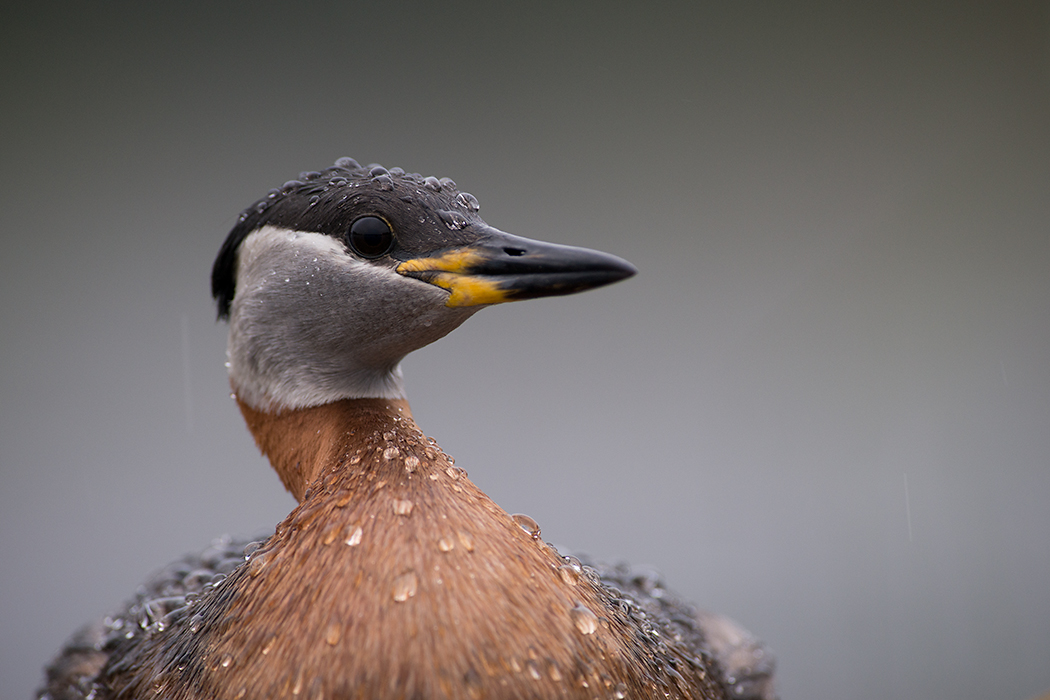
[235,396,415,501]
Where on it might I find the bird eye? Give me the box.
[348,216,394,258]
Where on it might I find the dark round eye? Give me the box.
[348,216,394,258]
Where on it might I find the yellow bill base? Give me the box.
[397,251,512,307]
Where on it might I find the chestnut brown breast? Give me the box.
[98,399,723,700]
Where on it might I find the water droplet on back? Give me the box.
[570,603,598,635]
[424,176,441,191]
[334,157,360,169]
[324,623,341,646]
[392,498,414,516]
[511,513,542,540]
[558,565,581,586]
[392,571,418,602]
[437,536,455,552]
[457,530,475,552]
[404,455,420,472]
[248,550,271,578]
[383,446,400,460]
[614,682,628,698]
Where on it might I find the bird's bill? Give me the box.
[396,228,636,308]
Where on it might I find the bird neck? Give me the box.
[111,396,724,698]
[236,396,414,501]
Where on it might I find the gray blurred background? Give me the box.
[2,3,1048,698]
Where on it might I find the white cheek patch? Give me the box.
[228,226,409,410]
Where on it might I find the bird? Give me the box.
[39,158,776,700]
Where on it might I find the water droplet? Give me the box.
[549,665,563,682]
[511,513,542,540]
[457,530,475,552]
[446,466,467,480]
[455,192,480,212]
[438,209,469,230]
[374,174,394,191]
[308,194,320,207]
[348,453,362,465]
[345,525,363,546]
[324,623,341,646]
[334,493,352,507]
[439,177,457,189]
[423,176,441,190]
[369,165,389,177]
[383,446,400,460]
[221,655,233,668]
[189,613,204,633]
[438,537,455,552]
[248,550,271,578]
[328,176,347,186]
[570,603,598,635]
[558,565,581,586]
[382,432,394,441]
[614,682,627,698]
[392,499,414,516]
[392,571,418,602]
[335,157,360,169]
[261,635,276,655]
[404,455,420,472]
[322,524,339,545]
[526,661,542,680]
[291,669,303,695]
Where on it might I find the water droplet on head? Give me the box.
[439,176,457,189]
[221,655,233,669]
[308,194,320,207]
[374,174,394,191]
[404,455,420,472]
[614,682,628,698]
[345,525,363,546]
[446,466,466,480]
[511,513,542,540]
[392,498,414,516]
[369,165,389,177]
[570,603,599,635]
[392,571,418,602]
[334,157,360,169]
[424,175,441,191]
[383,446,400,460]
[526,661,542,680]
[438,209,469,230]
[455,192,480,212]
[438,537,455,552]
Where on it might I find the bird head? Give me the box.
[211,158,635,412]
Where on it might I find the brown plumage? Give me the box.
[94,399,725,699]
